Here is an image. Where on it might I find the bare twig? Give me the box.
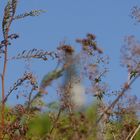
[125,127,136,140]
[130,123,140,140]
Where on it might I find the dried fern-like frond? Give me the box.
[13,9,46,20]
[12,0,18,15]
[2,1,12,39]
[2,0,18,39]
[10,49,56,60]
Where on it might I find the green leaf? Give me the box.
[130,70,138,80]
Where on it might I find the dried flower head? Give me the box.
[131,6,140,23]
[76,33,103,54]
[57,45,74,55]
[121,35,140,72]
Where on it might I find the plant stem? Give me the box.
[96,73,140,124]
[130,123,140,140]
[1,45,8,128]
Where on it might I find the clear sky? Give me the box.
[0,0,140,105]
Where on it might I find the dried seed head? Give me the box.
[57,45,74,54]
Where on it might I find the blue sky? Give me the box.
[0,0,140,105]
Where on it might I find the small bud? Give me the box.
[87,33,96,40]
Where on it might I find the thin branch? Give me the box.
[50,108,62,134]
[125,127,136,140]
[1,0,17,129]
[27,88,34,112]
[130,123,140,140]
[1,34,8,129]
[40,108,62,140]
[96,73,140,124]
